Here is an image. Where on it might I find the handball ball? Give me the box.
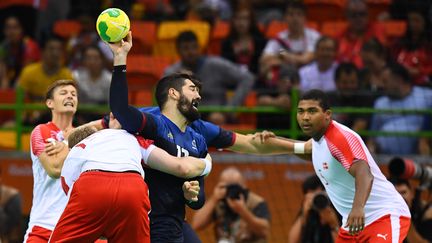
[96,8,130,43]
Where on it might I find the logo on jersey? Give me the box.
[323,162,329,170]
[377,234,387,240]
[75,143,86,149]
[167,132,174,140]
[192,139,197,151]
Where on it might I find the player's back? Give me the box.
[26,122,69,238]
[312,121,410,229]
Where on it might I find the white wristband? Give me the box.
[294,143,305,154]
[199,158,212,176]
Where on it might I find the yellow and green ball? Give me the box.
[96,8,130,43]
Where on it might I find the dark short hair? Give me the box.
[299,89,331,111]
[386,62,411,84]
[41,35,64,50]
[285,1,307,14]
[315,35,337,51]
[68,126,97,148]
[302,175,324,194]
[335,62,358,81]
[45,79,78,101]
[389,178,411,189]
[176,31,198,48]
[155,72,202,109]
[361,38,385,57]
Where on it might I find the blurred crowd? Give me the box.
[0,0,431,155]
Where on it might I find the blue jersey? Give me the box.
[138,112,208,223]
[139,107,235,149]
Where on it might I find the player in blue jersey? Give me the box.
[108,33,212,243]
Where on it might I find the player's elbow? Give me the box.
[47,167,62,179]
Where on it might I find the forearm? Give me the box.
[352,162,373,209]
[192,196,218,231]
[288,216,303,243]
[109,65,143,133]
[237,207,270,237]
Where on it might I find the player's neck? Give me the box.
[162,107,188,132]
[51,113,74,133]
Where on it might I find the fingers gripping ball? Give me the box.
[96,8,130,43]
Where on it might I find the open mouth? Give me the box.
[192,100,200,110]
[302,124,312,130]
[64,101,74,107]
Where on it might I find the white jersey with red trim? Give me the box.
[312,121,410,229]
[60,129,155,194]
[25,122,68,238]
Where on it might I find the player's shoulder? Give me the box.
[31,122,55,137]
[325,121,359,143]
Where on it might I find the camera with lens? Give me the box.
[312,192,330,211]
[225,184,247,200]
[389,157,432,190]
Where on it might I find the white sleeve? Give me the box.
[263,39,282,55]
[140,144,156,165]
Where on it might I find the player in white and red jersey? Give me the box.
[49,126,211,242]
[25,80,78,242]
[295,90,410,243]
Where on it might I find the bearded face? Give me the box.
[177,92,201,123]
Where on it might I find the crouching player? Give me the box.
[49,126,212,242]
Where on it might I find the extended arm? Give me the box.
[38,140,70,178]
[146,147,211,178]
[345,160,373,234]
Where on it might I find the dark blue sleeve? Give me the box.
[109,65,144,133]
[186,176,205,210]
[190,120,235,149]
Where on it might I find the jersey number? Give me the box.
[176,145,189,157]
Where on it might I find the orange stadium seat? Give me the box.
[126,55,172,91]
[378,20,407,39]
[304,0,346,23]
[153,21,210,58]
[53,20,82,39]
[207,21,230,55]
[320,21,348,37]
[265,21,319,39]
[130,21,157,55]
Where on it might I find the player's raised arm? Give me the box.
[107,32,144,133]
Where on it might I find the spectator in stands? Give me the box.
[390,7,432,86]
[369,62,432,155]
[0,16,40,88]
[17,36,72,102]
[164,31,255,125]
[359,38,388,92]
[390,178,432,243]
[299,36,338,93]
[0,168,23,243]
[221,3,267,75]
[329,62,375,132]
[0,59,9,90]
[260,2,320,75]
[73,45,111,123]
[67,15,112,69]
[336,0,386,68]
[192,166,270,243]
[288,175,340,243]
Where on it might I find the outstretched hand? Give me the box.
[106,31,132,65]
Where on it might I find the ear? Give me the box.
[325,109,332,120]
[46,99,54,109]
[168,88,181,101]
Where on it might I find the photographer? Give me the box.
[0,169,23,243]
[289,175,340,243]
[192,167,270,243]
[391,178,432,243]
